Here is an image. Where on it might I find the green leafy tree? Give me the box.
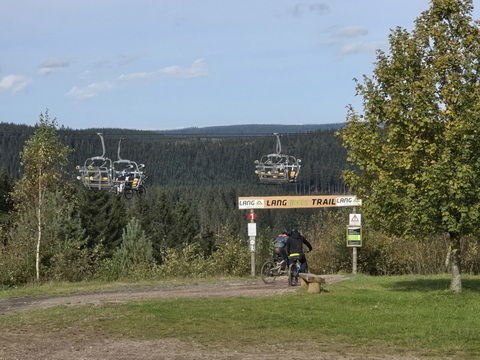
[340,0,480,292]
[12,111,71,281]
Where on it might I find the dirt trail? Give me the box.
[0,275,435,359]
[0,275,347,314]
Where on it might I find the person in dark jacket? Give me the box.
[286,229,312,273]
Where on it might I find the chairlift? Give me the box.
[76,134,147,199]
[76,133,114,190]
[254,133,301,184]
[112,138,147,199]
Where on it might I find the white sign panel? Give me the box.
[336,197,362,207]
[238,199,265,209]
[248,223,257,236]
[349,213,362,226]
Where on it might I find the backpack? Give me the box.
[274,234,288,248]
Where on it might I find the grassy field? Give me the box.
[1,274,480,358]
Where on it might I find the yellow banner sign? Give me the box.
[238,196,361,209]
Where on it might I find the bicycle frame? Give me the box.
[260,257,287,284]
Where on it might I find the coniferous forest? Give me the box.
[2,119,480,286]
[0,120,352,284]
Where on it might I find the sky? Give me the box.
[2,0,477,130]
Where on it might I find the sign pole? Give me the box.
[352,247,358,275]
[248,210,256,277]
[352,207,357,274]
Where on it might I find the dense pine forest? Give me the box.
[0,121,355,285]
[0,122,349,191]
[0,121,350,239]
[3,120,478,286]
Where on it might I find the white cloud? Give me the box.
[339,41,385,55]
[0,74,32,93]
[66,59,208,102]
[38,57,71,75]
[118,58,209,82]
[65,81,114,102]
[333,26,368,38]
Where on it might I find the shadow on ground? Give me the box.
[385,277,480,292]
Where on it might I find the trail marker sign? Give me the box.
[349,213,361,226]
[346,226,362,247]
[248,223,257,237]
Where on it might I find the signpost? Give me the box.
[348,212,362,274]
[248,211,256,276]
[239,195,363,276]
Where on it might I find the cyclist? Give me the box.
[273,230,289,269]
[286,229,312,273]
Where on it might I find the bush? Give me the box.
[154,227,251,278]
[305,209,352,274]
[0,216,37,286]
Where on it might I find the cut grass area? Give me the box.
[2,274,480,358]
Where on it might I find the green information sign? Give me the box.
[346,225,362,247]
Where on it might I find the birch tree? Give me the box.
[13,111,71,281]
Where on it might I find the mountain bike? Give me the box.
[288,254,302,286]
[260,257,287,284]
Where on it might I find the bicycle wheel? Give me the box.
[288,262,299,286]
[124,188,134,200]
[137,185,147,198]
[261,261,277,284]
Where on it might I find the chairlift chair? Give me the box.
[76,133,115,190]
[112,138,147,199]
[254,133,301,184]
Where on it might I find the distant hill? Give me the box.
[156,123,344,136]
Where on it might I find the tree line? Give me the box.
[0,117,352,285]
[0,122,349,192]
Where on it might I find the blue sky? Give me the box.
[1,0,474,130]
